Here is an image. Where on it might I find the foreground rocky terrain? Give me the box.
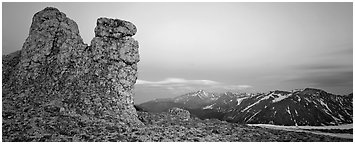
[3,107,352,142]
[132,111,352,142]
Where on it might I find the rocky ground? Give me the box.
[133,111,352,142]
[3,108,352,142]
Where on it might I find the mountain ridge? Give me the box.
[138,88,353,126]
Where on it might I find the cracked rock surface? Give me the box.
[2,7,142,142]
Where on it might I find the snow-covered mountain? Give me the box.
[173,90,219,109]
[138,88,353,126]
[138,90,217,112]
[222,88,353,126]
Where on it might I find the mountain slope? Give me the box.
[139,90,218,112]
[139,88,353,126]
[225,88,352,125]
[173,90,220,109]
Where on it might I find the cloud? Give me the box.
[284,70,352,87]
[304,71,353,87]
[223,85,253,90]
[295,63,352,72]
[134,77,253,103]
[283,70,352,95]
[136,78,220,86]
[136,77,252,93]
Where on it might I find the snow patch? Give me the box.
[236,97,248,105]
[286,106,291,115]
[344,110,351,117]
[318,99,341,122]
[201,90,207,96]
[246,110,261,122]
[202,103,215,109]
[191,93,198,97]
[319,99,332,112]
[294,119,298,126]
[323,109,341,122]
[338,114,345,121]
[304,98,311,103]
[296,95,301,102]
[339,98,343,106]
[260,94,272,101]
[248,123,353,130]
[241,102,258,112]
[272,93,292,103]
[241,95,271,112]
[210,98,218,101]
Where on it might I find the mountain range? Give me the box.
[138,88,353,126]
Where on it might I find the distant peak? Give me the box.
[291,89,304,92]
[196,90,208,96]
[197,89,206,93]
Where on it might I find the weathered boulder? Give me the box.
[2,7,142,141]
[95,17,137,38]
[169,107,191,121]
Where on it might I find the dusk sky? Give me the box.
[2,2,353,104]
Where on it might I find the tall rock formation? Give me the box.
[3,7,142,141]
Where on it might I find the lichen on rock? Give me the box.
[2,7,142,142]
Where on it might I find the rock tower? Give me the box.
[3,7,142,141]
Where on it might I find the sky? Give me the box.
[2,2,353,104]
